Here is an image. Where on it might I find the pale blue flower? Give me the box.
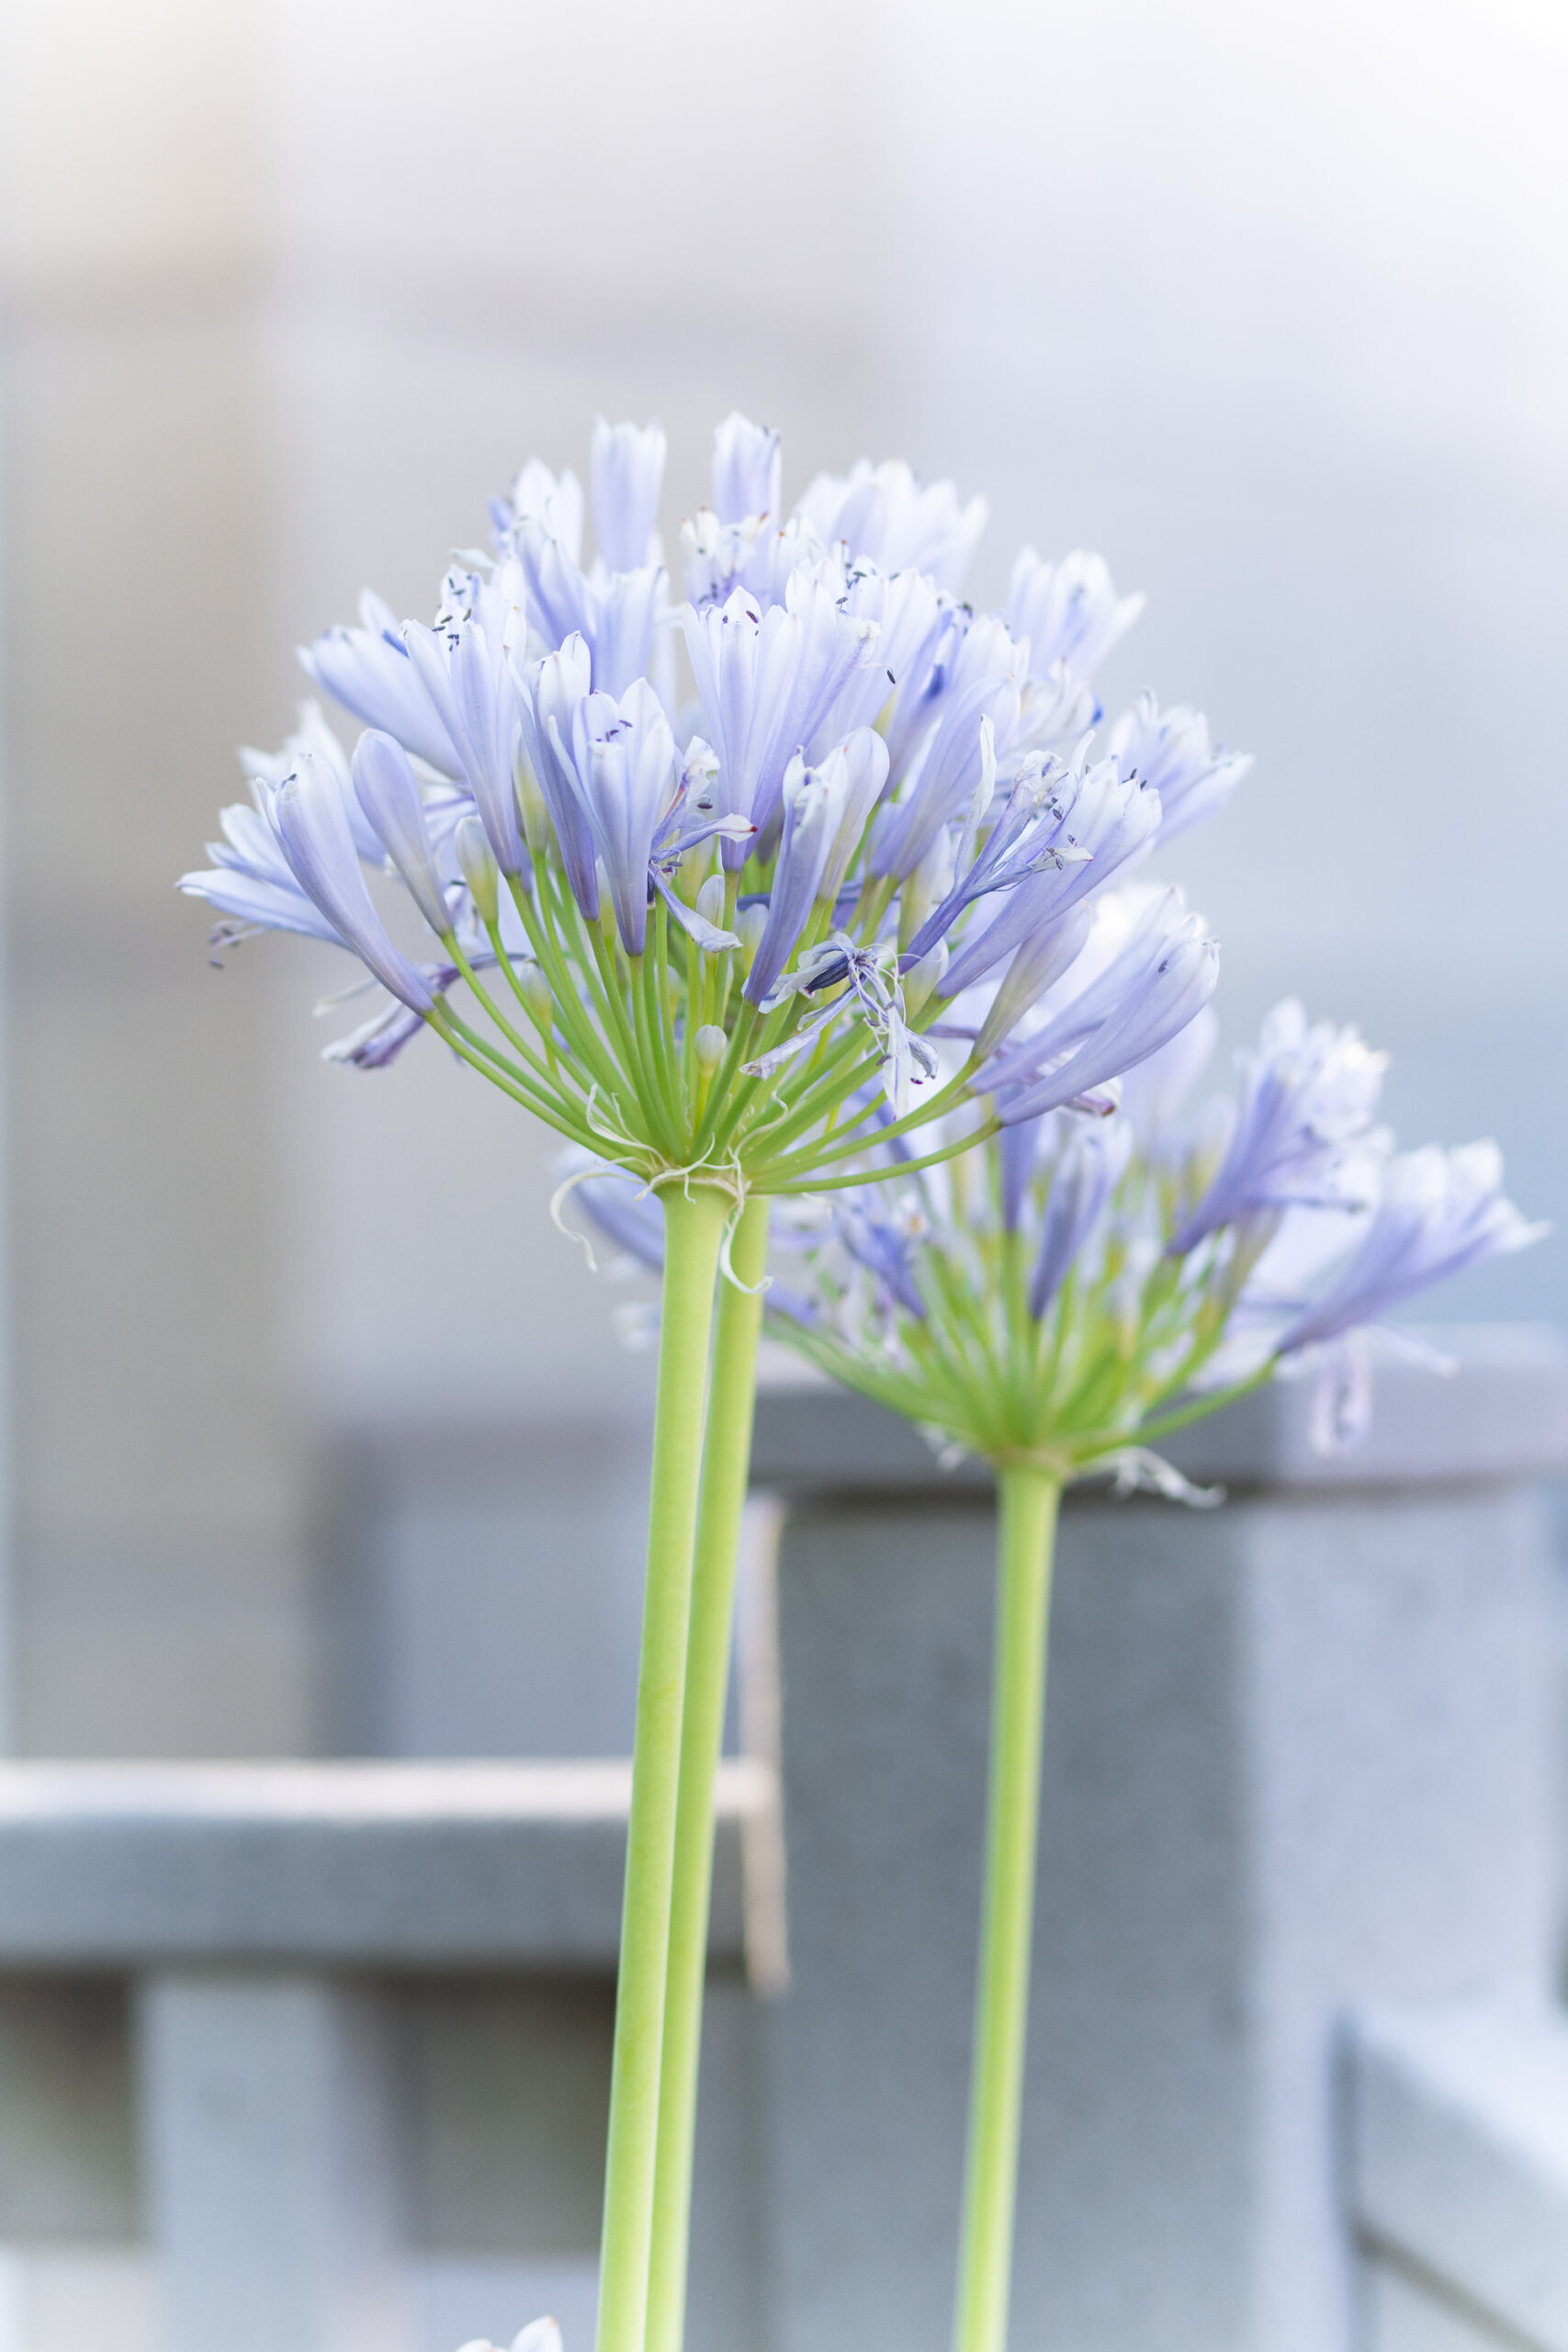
[565,679,680,956]
[271,751,435,1012]
[871,695,1012,884]
[183,707,387,948]
[1274,1143,1547,1354]
[513,515,597,649]
[1006,548,1145,680]
[493,458,585,562]
[1115,1004,1219,1146]
[880,610,1024,797]
[987,894,1220,1123]
[516,635,600,914]
[299,592,463,777]
[795,458,987,592]
[179,811,344,948]
[1013,662,1100,758]
[490,422,667,690]
[937,756,1161,994]
[711,412,781,527]
[352,729,456,937]
[817,729,892,904]
[836,1196,930,1318]
[969,902,1095,1061]
[1169,1001,1387,1253]
[1110,692,1252,845]
[591,566,667,699]
[1030,1115,1136,1316]
[402,605,527,876]
[591,417,666,572]
[743,756,841,1006]
[682,576,882,868]
[239,702,383,859]
[817,565,949,752]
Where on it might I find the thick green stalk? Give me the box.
[644,1194,771,2352]
[596,1183,730,2352]
[953,1466,1062,2352]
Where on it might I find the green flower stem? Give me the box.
[644,1194,771,2352]
[953,1465,1061,2352]
[596,1182,731,2352]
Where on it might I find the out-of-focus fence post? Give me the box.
[138,1972,412,2352]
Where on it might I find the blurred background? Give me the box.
[0,0,1563,2340]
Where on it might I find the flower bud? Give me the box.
[519,960,553,1032]
[454,814,500,929]
[901,940,949,1017]
[514,752,552,862]
[694,1023,728,1074]
[736,903,768,976]
[595,862,618,947]
[695,874,728,933]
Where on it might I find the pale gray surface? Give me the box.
[0,1761,755,1965]
[1348,1996,1568,2352]
[139,1973,412,2352]
[762,1471,1562,2352]
[750,1326,1568,1496]
[325,1426,651,1758]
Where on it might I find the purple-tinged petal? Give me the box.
[1030,1116,1135,1316]
[272,752,435,1012]
[352,729,454,937]
[591,418,666,572]
[713,413,782,527]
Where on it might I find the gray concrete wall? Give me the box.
[760,1367,1564,2352]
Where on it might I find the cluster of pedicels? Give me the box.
[180,414,1247,1202]
[579,895,1544,1466]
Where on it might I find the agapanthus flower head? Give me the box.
[767,985,1542,1470]
[182,413,1249,1204]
